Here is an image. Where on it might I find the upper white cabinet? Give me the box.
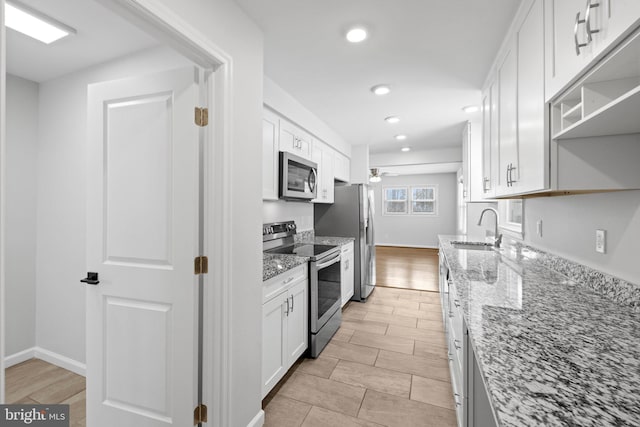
[333,151,351,183]
[496,37,519,197]
[279,118,312,160]
[515,0,548,194]
[545,0,640,101]
[263,108,280,200]
[461,121,484,202]
[481,82,499,198]
[312,141,335,204]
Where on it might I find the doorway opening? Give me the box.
[2,1,229,425]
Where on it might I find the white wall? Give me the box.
[150,2,265,425]
[33,47,192,366]
[5,75,37,358]
[263,200,314,231]
[524,190,640,285]
[350,144,370,184]
[372,173,457,248]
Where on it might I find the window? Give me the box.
[383,185,438,216]
[498,199,524,239]
[411,186,437,215]
[383,187,407,215]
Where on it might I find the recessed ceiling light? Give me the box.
[346,27,368,43]
[5,0,76,44]
[462,105,480,113]
[395,134,407,141]
[385,116,400,124]
[371,85,391,96]
[401,147,411,152]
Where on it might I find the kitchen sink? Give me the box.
[450,241,495,251]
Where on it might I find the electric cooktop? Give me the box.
[267,243,338,259]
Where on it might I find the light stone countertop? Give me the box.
[262,252,308,282]
[439,235,640,427]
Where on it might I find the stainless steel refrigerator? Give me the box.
[314,184,376,301]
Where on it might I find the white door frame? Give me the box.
[0,1,233,425]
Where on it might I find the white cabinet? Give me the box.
[262,264,308,398]
[481,82,498,198]
[340,242,354,307]
[279,118,312,160]
[461,121,484,202]
[496,37,519,196]
[483,0,548,198]
[545,0,640,101]
[333,151,350,183]
[262,108,279,200]
[515,0,548,194]
[312,141,335,204]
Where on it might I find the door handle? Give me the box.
[81,272,100,285]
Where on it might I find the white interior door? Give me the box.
[86,66,201,427]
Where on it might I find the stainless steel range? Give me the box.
[263,221,342,358]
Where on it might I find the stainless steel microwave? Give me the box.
[279,151,317,201]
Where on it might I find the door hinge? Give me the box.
[194,256,209,275]
[195,107,209,127]
[194,403,208,425]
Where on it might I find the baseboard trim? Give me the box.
[34,347,86,377]
[4,348,36,368]
[246,410,265,427]
[376,243,438,249]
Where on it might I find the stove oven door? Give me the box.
[310,251,342,333]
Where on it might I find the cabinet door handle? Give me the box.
[290,294,294,312]
[483,177,490,192]
[585,0,600,43]
[574,12,587,55]
[510,165,517,185]
[454,340,462,350]
[506,164,511,187]
[283,276,294,284]
[285,298,290,316]
[454,299,460,308]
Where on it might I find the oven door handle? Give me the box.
[315,253,341,269]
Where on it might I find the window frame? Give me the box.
[498,199,524,239]
[409,185,438,216]
[382,186,408,215]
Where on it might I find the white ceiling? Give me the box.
[235,0,522,154]
[5,0,159,82]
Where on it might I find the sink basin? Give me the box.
[450,241,495,251]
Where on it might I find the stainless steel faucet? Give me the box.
[477,208,502,248]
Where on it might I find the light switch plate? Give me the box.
[596,229,606,254]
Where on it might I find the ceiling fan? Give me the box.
[369,168,398,183]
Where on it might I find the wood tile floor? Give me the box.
[5,358,86,427]
[376,246,440,292]
[263,285,456,427]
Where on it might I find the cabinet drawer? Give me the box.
[448,281,464,343]
[263,264,308,303]
[341,242,354,254]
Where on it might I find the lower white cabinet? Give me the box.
[262,264,308,398]
[440,249,497,427]
[340,242,355,306]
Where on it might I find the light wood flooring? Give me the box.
[5,358,86,427]
[376,246,440,291]
[263,285,456,427]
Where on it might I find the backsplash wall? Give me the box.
[263,199,314,231]
[523,190,640,285]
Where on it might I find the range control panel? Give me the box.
[263,221,297,241]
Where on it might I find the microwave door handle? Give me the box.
[309,168,317,192]
[315,253,341,269]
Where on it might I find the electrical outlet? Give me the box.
[596,229,606,254]
[536,220,543,237]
